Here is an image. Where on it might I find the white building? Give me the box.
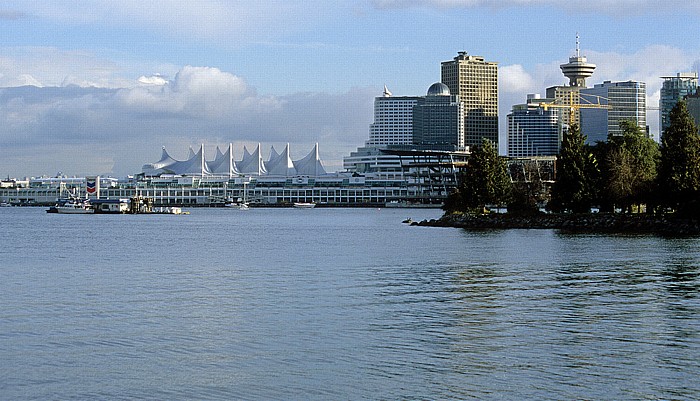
[366,86,421,146]
[507,95,560,157]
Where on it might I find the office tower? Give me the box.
[366,86,421,146]
[660,72,698,134]
[507,94,560,157]
[686,89,700,130]
[441,52,498,148]
[580,80,647,144]
[412,83,465,151]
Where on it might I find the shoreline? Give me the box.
[413,212,700,235]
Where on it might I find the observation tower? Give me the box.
[560,34,596,87]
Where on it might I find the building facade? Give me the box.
[507,96,560,157]
[660,72,698,135]
[412,83,465,151]
[686,89,700,130]
[441,52,498,148]
[366,87,421,146]
[580,80,647,144]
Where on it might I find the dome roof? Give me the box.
[427,82,450,96]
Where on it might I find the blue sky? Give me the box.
[0,0,698,177]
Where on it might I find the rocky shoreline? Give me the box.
[413,212,700,235]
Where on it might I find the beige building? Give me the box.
[441,52,498,148]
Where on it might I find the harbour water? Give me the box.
[1,207,698,399]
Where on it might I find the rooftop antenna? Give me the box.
[576,32,580,57]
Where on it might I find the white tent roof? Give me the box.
[293,143,326,176]
[238,144,267,175]
[265,144,296,176]
[142,143,327,177]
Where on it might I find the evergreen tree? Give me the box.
[657,100,700,217]
[444,138,511,213]
[548,124,595,213]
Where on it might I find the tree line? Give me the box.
[444,100,700,218]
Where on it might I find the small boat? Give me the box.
[53,199,94,214]
[239,203,250,210]
[293,202,316,209]
[154,206,188,215]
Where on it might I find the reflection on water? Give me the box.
[0,207,698,399]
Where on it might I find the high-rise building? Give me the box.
[366,86,421,147]
[412,83,465,151]
[441,52,498,148]
[660,72,698,135]
[507,94,560,157]
[580,80,647,144]
[686,89,700,130]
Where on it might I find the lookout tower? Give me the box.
[560,34,596,87]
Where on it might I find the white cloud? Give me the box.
[0,46,177,89]
[0,65,374,177]
[499,64,536,94]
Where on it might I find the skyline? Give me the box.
[1,1,699,177]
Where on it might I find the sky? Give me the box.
[0,0,699,177]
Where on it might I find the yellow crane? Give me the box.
[538,91,611,125]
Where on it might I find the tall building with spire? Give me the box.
[366,86,421,146]
[441,52,498,148]
[546,34,596,129]
[560,34,596,88]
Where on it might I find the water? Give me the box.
[1,207,699,400]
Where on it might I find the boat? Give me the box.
[154,206,189,215]
[293,202,316,208]
[0,201,10,207]
[52,199,94,214]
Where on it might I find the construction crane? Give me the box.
[537,91,611,125]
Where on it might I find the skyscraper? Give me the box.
[441,52,498,148]
[366,86,421,147]
[660,72,698,135]
[507,94,560,157]
[580,80,647,144]
[412,83,465,151]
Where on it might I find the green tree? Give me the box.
[657,100,700,217]
[599,121,659,213]
[548,124,596,213]
[444,138,511,213]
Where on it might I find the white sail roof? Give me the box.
[293,143,326,176]
[265,144,296,176]
[208,144,238,177]
[237,144,267,175]
[142,143,328,177]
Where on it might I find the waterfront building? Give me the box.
[580,80,647,144]
[412,83,465,151]
[507,94,560,157]
[141,143,325,177]
[366,86,421,147]
[441,52,498,148]
[660,72,698,134]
